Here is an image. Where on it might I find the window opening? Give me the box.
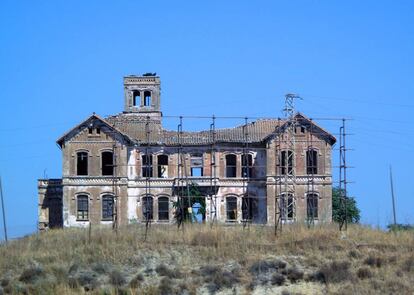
[158,197,169,220]
[241,154,253,178]
[226,197,237,221]
[157,155,169,178]
[77,152,88,176]
[280,193,294,220]
[190,153,203,177]
[225,154,237,177]
[144,91,151,106]
[133,91,140,106]
[102,151,114,176]
[306,149,318,174]
[142,155,153,177]
[102,195,114,220]
[142,196,154,220]
[77,195,89,220]
[307,193,318,219]
[280,150,293,175]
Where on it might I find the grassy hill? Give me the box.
[0,224,413,294]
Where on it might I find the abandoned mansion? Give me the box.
[38,75,336,230]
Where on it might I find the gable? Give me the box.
[56,114,135,147]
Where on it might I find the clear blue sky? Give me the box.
[1,1,413,239]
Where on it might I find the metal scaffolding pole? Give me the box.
[209,115,217,226]
[339,119,348,231]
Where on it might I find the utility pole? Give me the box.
[0,176,8,243]
[389,166,397,226]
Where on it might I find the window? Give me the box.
[144,91,151,106]
[226,197,237,221]
[242,196,254,220]
[142,155,153,177]
[77,195,89,220]
[96,127,100,134]
[88,127,93,134]
[190,153,203,177]
[77,151,88,176]
[102,195,114,220]
[279,193,294,220]
[306,149,318,174]
[280,150,293,175]
[133,90,140,106]
[101,151,114,176]
[241,154,253,178]
[225,154,237,178]
[157,155,168,178]
[158,197,169,221]
[142,196,153,220]
[307,193,318,219]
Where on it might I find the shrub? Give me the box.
[286,266,304,282]
[357,267,372,280]
[129,273,144,288]
[158,277,174,295]
[19,265,44,283]
[249,259,287,275]
[110,269,126,287]
[318,261,352,283]
[68,270,98,291]
[402,256,414,273]
[156,264,181,279]
[271,273,286,286]
[364,255,383,268]
[92,262,111,274]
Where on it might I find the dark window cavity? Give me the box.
[307,193,318,219]
[142,155,153,177]
[77,151,88,176]
[102,195,114,220]
[158,197,169,221]
[241,154,253,178]
[306,149,318,174]
[77,195,89,220]
[157,155,168,178]
[280,150,293,175]
[226,197,237,221]
[280,193,294,220]
[102,151,114,176]
[225,154,237,178]
[142,196,153,220]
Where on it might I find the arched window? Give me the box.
[77,195,89,221]
[225,154,237,178]
[280,150,293,175]
[133,90,140,106]
[142,196,153,220]
[142,155,153,177]
[77,151,88,176]
[158,197,169,221]
[241,154,253,178]
[279,193,294,220]
[144,91,151,106]
[226,196,237,221]
[306,149,318,174]
[307,193,318,219]
[101,151,114,176]
[102,195,114,220]
[157,155,168,178]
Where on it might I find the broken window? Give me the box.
[102,195,114,220]
[279,193,294,220]
[307,193,318,219]
[144,91,151,106]
[76,151,88,176]
[101,151,114,176]
[225,154,237,178]
[133,90,140,106]
[280,150,293,175]
[158,197,169,221]
[241,154,253,178]
[157,155,168,178]
[242,196,255,220]
[77,195,89,220]
[190,153,203,177]
[142,196,153,220]
[306,149,318,174]
[142,155,153,177]
[226,196,237,221]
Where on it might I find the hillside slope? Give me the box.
[0,224,413,294]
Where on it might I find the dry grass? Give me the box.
[0,223,413,294]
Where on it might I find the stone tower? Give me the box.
[123,74,161,119]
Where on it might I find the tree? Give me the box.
[332,187,360,223]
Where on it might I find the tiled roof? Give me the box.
[105,113,288,145]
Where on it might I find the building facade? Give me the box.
[38,75,336,230]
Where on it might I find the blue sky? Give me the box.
[1,1,413,239]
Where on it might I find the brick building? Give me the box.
[38,75,336,230]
